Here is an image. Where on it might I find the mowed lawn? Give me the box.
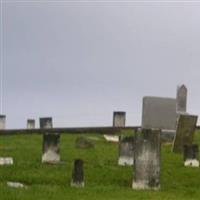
[1,131,200,200]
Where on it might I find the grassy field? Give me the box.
[0,131,200,200]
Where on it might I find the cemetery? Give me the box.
[0,84,200,199]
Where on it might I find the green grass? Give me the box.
[0,131,200,200]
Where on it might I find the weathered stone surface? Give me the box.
[113,112,126,127]
[142,97,177,130]
[172,114,198,153]
[132,129,161,190]
[42,132,60,164]
[0,157,13,165]
[103,134,119,143]
[71,159,84,187]
[27,119,35,129]
[7,182,27,189]
[0,115,6,130]
[183,144,199,167]
[176,85,187,113]
[118,136,134,166]
[75,136,94,149]
[40,117,52,129]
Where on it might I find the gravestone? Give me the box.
[176,84,187,113]
[40,117,53,129]
[183,144,199,167]
[42,132,60,164]
[0,115,6,130]
[75,136,94,149]
[142,97,176,130]
[27,119,35,129]
[132,129,161,190]
[172,114,198,153]
[113,112,126,127]
[40,117,60,164]
[118,136,134,166]
[71,159,84,187]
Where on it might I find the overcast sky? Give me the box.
[1,0,200,128]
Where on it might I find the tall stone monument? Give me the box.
[176,84,187,113]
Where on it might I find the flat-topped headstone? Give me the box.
[71,159,84,188]
[176,84,187,113]
[132,128,161,190]
[42,132,60,164]
[27,119,35,129]
[40,117,52,129]
[0,115,6,130]
[172,114,198,153]
[183,144,199,167]
[142,96,177,130]
[118,136,134,166]
[113,112,126,127]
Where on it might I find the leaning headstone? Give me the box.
[0,157,13,165]
[132,129,161,190]
[40,117,53,129]
[118,136,134,166]
[71,159,84,188]
[27,119,35,129]
[176,84,187,113]
[0,115,6,130]
[113,111,126,127]
[172,114,198,153]
[42,132,60,164]
[183,144,199,167]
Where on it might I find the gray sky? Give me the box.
[1,0,200,128]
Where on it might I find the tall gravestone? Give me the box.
[172,114,198,153]
[27,119,35,129]
[176,85,187,113]
[40,117,60,164]
[132,129,161,190]
[0,115,6,130]
[71,159,84,187]
[118,136,134,166]
[113,112,126,127]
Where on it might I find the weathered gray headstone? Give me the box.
[132,129,161,190]
[183,144,199,167]
[75,136,94,149]
[40,117,52,129]
[71,159,84,188]
[142,97,177,130]
[172,114,198,153]
[42,132,60,164]
[113,112,126,127]
[0,115,6,130]
[27,119,35,129]
[118,136,134,166]
[176,84,187,113]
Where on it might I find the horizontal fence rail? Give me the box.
[1,126,200,136]
[0,126,140,136]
